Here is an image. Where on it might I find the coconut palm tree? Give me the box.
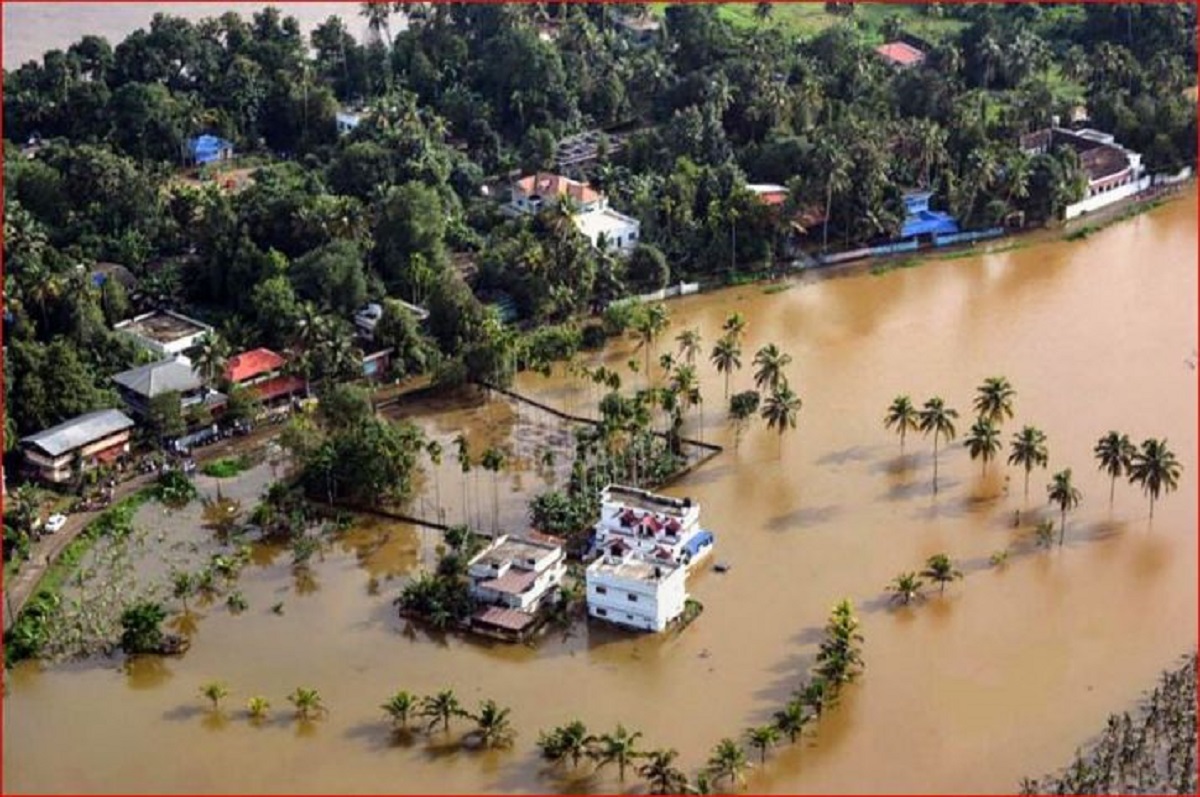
[1047,469,1082,546]
[964,418,1002,475]
[466,699,515,749]
[591,724,643,781]
[883,395,920,453]
[1128,438,1183,520]
[420,689,463,733]
[200,681,229,711]
[194,332,230,389]
[888,572,926,604]
[1008,425,1049,503]
[538,720,594,768]
[796,677,834,719]
[920,554,963,594]
[752,344,792,392]
[761,383,801,457]
[359,1,393,44]
[480,447,506,533]
[381,690,417,729]
[287,687,327,720]
[454,434,472,527]
[722,312,747,344]
[772,699,809,744]
[676,327,702,366]
[710,335,742,399]
[973,377,1016,426]
[1093,431,1136,508]
[746,724,780,764]
[638,748,689,794]
[633,303,671,375]
[918,398,959,494]
[706,737,750,789]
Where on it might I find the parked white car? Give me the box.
[44,514,68,533]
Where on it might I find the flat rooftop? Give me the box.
[602,485,692,518]
[115,310,210,344]
[588,554,681,583]
[573,208,638,241]
[472,537,560,569]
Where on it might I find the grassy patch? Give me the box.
[870,256,921,276]
[762,283,792,295]
[201,456,252,479]
[35,490,152,600]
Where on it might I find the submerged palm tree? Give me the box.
[1093,431,1136,507]
[746,724,780,764]
[676,327,702,365]
[883,395,920,453]
[466,699,515,748]
[964,418,1002,474]
[772,699,809,744]
[287,687,327,720]
[200,681,230,711]
[722,311,747,343]
[888,572,926,604]
[761,383,802,456]
[973,376,1016,426]
[710,335,742,398]
[918,397,959,494]
[752,344,792,392]
[1008,425,1049,503]
[1047,469,1082,546]
[1128,438,1183,520]
[920,554,963,594]
[638,748,689,794]
[420,689,463,733]
[246,696,270,720]
[706,737,750,789]
[381,690,417,729]
[538,720,594,769]
[591,724,644,781]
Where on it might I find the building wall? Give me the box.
[23,435,131,483]
[1065,175,1152,220]
[471,562,566,611]
[585,566,687,632]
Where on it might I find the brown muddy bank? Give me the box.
[3,191,1196,794]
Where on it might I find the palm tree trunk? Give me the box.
[932,437,940,494]
[1109,474,1116,508]
[1059,509,1066,546]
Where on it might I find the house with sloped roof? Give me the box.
[112,358,223,420]
[509,173,642,254]
[875,40,926,69]
[20,409,135,484]
[1019,126,1149,219]
[224,348,306,407]
[183,134,234,166]
[591,484,715,572]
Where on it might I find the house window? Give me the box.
[630,232,637,241]
[626,614,635,621]
[627,593,639,603]
[596,607,608,617]
[595,585,607,595]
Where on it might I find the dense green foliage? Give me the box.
[4,3,1192,446]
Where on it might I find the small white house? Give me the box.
[592,485,715,571]
[573,207,641,253]
[467,535,566,613]
[586,541,687,632]
[336,111,363,136]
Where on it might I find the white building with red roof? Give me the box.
[591,485,715,571]
[509,172,642,253]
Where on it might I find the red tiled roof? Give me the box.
[225,348,285,384]
[516,173,602,205]
[479,569,539,595]
[252,375,306,402]
[475,606,536,632]
[875,41,925,68]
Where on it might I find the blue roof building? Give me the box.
[899,191,959,239]
[185,134,234,165]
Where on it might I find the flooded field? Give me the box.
[4,191,1197,794]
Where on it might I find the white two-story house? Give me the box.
[509,173,641,254]
[585,540,688,632]
[467,535,567,613]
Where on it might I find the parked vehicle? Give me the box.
[44,514,68,533]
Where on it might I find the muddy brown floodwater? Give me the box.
[4,192,1197,794]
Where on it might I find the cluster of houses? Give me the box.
[464,484,715,641]
[505,172,642,254]
[16,306,408,485]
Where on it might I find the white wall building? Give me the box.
[336,111,363,135]
[508,172,641,254]
[467,535,566,613]
[585,541,688,632]
[592,485,715,571]
[113,310,213,358]
[1020,127,1150,220]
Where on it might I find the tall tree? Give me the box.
[964,417,1002,475]
[710,334,742,399]
[746,724,780,764]
[706,738,750,790]
[1094,431,1137,508]
[761,382,801,457]
[638,748,688,795]
[1046,469,1082,546]
[1128,438,1183,520]
[752,344,791,392]
[1008,426,1049,504]
[591,724,644,781]
[918,398,959,494]
[973,376,1016,426]
[883,395,920,453]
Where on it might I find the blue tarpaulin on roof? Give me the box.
[187,134,233,165]
[683,530,715,557]
[900,191,959,238]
